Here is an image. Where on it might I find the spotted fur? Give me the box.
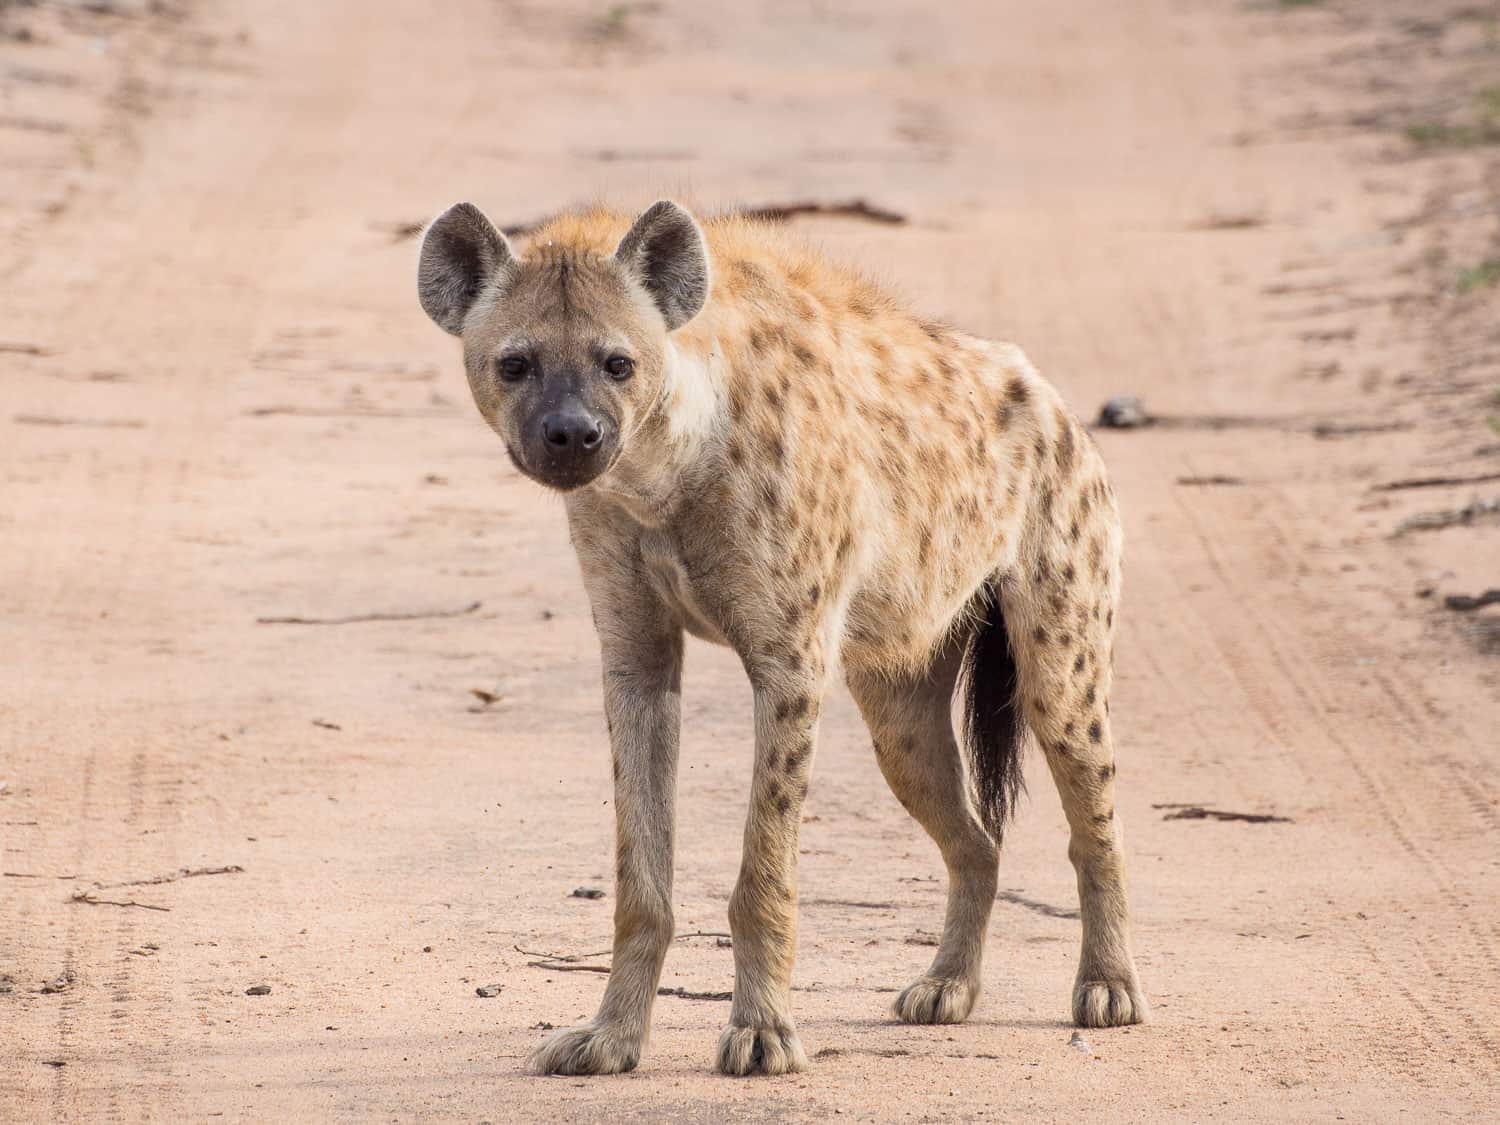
[417,199,1148,1077]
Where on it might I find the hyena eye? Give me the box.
[604,355,635,380]
[496,355,530,382]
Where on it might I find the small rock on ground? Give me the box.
[1097,395,1150,428]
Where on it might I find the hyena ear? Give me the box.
[417,202,514,336]
[613,200,710,331]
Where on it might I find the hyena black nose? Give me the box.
[541,410,603,452]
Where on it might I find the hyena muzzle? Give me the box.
[417,198,1147,1077]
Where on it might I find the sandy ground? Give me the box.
[3,0,1499,1121]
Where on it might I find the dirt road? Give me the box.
[4,1,1497,1120]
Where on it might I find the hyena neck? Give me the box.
[588,334,725,527]
[659,336,724,456]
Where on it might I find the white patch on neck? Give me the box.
[661,337,724,456]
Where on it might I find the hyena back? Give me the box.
[417,199,1147,1077]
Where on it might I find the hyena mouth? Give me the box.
[506,434,616,493]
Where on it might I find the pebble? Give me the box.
[475,983,503,998]
[245,984,271,996]
[1068,1031,1091,1054]
[1097,395,1150,429]
[570,886,605,900]
[40,971,74,995]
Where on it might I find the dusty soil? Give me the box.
[3,0,1498,1121]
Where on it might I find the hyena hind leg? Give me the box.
[847,640,999,1025]
[1002,564,1147,1028]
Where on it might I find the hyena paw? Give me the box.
[715,1022,808,1077]
[892,975,979,1025]
[1072,977,1149,1028]
[526,1022,640,1076]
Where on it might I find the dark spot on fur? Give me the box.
[732,258,768,288]
[1033,625,1048,644]
[728,382,749,421]
[1088,719,1102,743]
[1084,684,1096,706]
[1054,411,1076,471]
[1006,376,1029,407]
[1098,762,1116,781]
[1073,652,1086,675]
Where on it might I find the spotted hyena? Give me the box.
[416,199,1147,1076]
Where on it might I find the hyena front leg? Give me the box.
[716,656,826,1077]
[528,560,683,1075]
[847,640,999,1025]
[1002,536,1147,1028]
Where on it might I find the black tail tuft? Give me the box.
[960,584,1027,843]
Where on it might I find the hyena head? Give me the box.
[416,200,710,491]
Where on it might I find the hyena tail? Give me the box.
[959,582,1026,843]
